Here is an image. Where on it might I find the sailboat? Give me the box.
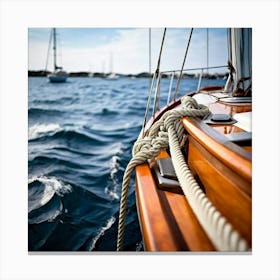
[117,28,252,252]
[106,53,119,79]
[48,28,68,83]
[106,72,119,80]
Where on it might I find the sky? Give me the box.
[28,28,228,75]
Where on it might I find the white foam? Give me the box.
[104,188,119,200]
[28,123,62,140]
[109,142,124,155]
[29,176,72,211]
[136,240,144,251]
[105,155,124,200]
[110,155,121,181]
[40,184,56,206]
[47,205,63,222]
[38,176,72,196]
[89,216,116,250]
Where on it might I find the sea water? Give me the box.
[28,76,225,251]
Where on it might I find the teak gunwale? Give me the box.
[181,117,252,182]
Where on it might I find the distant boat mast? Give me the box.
[52,28,62,71]
[53,28,57,70]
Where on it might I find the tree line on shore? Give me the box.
[28,70,227,79]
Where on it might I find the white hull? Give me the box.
[106,73,119,80]
[48,70,68,83]
[48,75,68,83]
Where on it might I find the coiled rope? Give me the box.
[117,96,249,251]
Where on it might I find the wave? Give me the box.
[85,123,142,139]
[28,176,72,223]
[29,155,87,170]
[48,96,80,105]
[89,216,116,250]
[28,195,63,224]
[52,146,95,157]
[52,129,107,146]
[28,77,151,250]
[29,123,62,140]
[30,176,72,195]
[104,155,124,200]
[82,126,125,140]
[29,126,107,146]
[28,108,64,117]
[31,97,80,106]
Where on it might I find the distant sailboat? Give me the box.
[106,53,119,80]
[106,73,119,79]
[48,28,68,83]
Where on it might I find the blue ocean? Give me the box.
[28,76,225,251]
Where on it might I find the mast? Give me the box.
[109,52,113,73]
[53,28,58,70]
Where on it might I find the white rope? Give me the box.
[117,96,249,251]
[167,125,248,251]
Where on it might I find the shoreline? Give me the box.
[28,70,227,80]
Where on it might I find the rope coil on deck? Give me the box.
[117,96,249,251]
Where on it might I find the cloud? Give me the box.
[28,28,228,74]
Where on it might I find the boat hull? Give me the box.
[48,75,68,83]
[135,93,252,251]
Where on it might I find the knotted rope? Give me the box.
[116,96,248,251]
